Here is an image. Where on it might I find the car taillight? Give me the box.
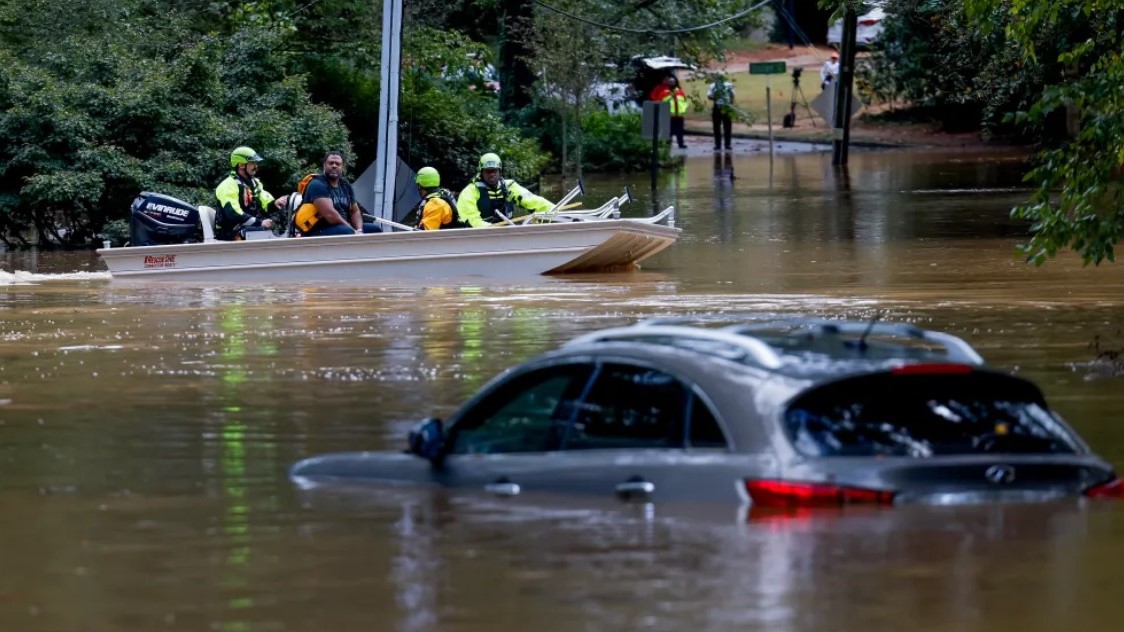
[1084,478,1124,498]
[745,480,896,507]
[891,363,973,375]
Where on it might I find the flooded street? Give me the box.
[3,148,1124,631]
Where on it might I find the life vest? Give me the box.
[292,173,321,234]
[662,89,688,116]
[475,179,514,223]
[415,188,467,230]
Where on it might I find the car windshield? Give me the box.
[783,372,1081,457]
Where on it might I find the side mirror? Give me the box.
[407,417,445,461]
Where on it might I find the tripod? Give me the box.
[782,69,816,128]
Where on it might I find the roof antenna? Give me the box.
[857,310,884,352]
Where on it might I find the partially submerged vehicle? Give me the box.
[290,317,1124,510]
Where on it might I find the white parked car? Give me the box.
[827,2,887,49]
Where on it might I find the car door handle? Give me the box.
[615,478,655,500]
[484,478,521,497]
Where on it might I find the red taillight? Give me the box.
[1084,478,1124,498]
[891,363,973,375]
[745,480,896,507]
[859,19,881,26]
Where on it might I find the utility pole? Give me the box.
[831,6,858,166]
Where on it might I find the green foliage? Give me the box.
[963,0,1124,265]
[579,111,666,172]
[0,4,349,247]
[859,0,1053,134]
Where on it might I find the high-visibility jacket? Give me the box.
[662,88,689,117]
[214,172,277,240]
[457,177,553,227]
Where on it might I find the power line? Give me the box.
[531,0,772,35]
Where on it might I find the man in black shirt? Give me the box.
[297,151,382,237]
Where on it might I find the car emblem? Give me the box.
[984,464,1016,485]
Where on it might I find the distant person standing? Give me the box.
[821,52,840,91]
[707,75,735,151]
[660,76,689,149]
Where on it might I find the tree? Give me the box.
[0,3,349,247]
[963,0,1124,265]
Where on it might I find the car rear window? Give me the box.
[783,371,1081,457]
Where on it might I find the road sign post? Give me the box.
[749,61,787,157]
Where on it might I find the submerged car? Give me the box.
[827,1,887,49]
[290,317,1124,509]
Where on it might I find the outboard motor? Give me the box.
[129,192,203,246]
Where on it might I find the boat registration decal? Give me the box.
[144,255,176,269]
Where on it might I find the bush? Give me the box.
[579,111,665,172]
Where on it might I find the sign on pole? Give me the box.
[749,61,787,75]
[749,62,786,156]
[810,89,861,126]
[641,101,670,141]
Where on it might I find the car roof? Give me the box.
[559,316,986,383]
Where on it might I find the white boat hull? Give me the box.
[98,220,680,282]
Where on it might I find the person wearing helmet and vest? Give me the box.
[413,167,467,230]
[456,153,553,228]
[296,150,382,237]
[214,146,288,241]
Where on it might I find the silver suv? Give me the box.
[290,317,1124,508]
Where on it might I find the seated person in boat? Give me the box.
[456,152,554,227]
[293,151,382,237]
[214,146,287,240]
[414,167,468,230]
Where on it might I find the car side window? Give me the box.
[448,364,593,455]
[561,363,689,450]
[687,392,728,448]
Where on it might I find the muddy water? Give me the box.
[2,148,1124,631]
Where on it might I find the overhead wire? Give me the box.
[531,0,773,35]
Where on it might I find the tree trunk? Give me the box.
[498,0,535,115]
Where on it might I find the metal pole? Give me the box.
[373,0,403,220]
[650,108,659,190]
[766,77,773,158]
[831,7,858,166]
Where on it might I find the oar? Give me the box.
[513,202,583,224]
[371,216,417,232]
[545,180,585,215]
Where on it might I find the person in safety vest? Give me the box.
[214,146,288,241]
[456,153,554,228]
[661,76,689,149]
[413,167,467,230]
[294,151,382,237]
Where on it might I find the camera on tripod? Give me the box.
[791,67,802,86]
[783,68,808,128]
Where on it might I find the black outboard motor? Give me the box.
[129,192,203,246]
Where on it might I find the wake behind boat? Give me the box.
[97,188,679,282]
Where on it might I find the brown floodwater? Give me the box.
[2,148,1124,631]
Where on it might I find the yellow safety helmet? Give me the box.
[415,166,440,188]
[478,152,502,171]
[230,146,264,168]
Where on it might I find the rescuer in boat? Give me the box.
[214,146,288,240]
[293,151,382,237]
[456,153,554,227]
[413,167,468,230]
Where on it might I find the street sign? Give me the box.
[641,101,670,141]
[810,89,861,124]
[749,61,787,75]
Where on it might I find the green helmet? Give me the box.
[230,146,264,168]
[415,166,440,188]
[478,152,502,171]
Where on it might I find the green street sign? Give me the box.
[749,61,787,75]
